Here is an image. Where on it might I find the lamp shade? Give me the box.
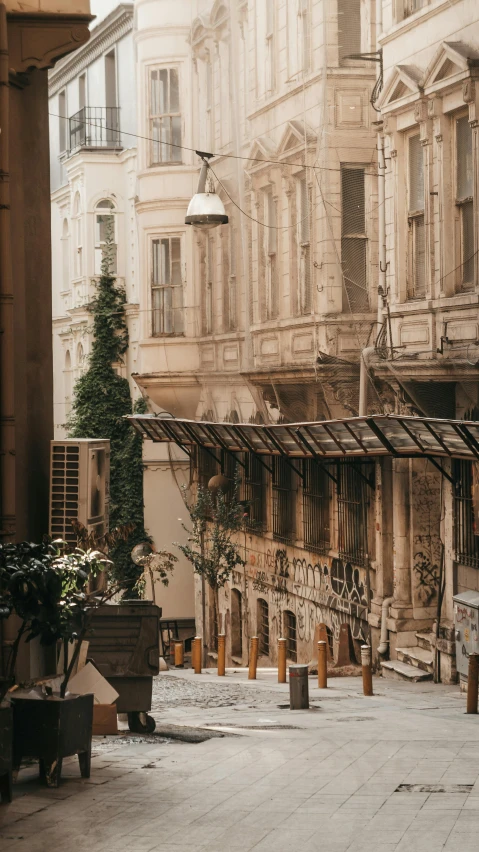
[185,191,228,229]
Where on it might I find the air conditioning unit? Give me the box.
[49,439,110,546]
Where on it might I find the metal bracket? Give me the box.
[426,456,455,486]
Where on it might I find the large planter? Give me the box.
[12,693,93,788]
[0,705,13,803]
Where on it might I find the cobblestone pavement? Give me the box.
[2,669,479,852]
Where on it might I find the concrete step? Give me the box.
[397,645,434,674]
[416,631,435,651]
[380,660,433,682]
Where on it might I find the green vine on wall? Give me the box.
[68,235,149,593]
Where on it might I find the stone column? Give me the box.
[392,457,412,607]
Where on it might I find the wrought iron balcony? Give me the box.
[69,107,121,154]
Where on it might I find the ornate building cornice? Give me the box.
[48,3,133,96]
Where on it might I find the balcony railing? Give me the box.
[69,107,121,154]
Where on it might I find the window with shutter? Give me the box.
[341,166,369,312]
[149,68,182,165]
[456,115,475,290]
[407,134,426,299]
[299,176,312,315]
[151,237,184,336]
[338,0,361,65]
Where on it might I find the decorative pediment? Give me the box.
[377,65,421,110]
[210,0,229,29]
[189,15,211,47]
[277,120,316,156]
[245,136,276,170]
[422,41,477,90]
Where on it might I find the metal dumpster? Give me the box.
[86,600,161,733]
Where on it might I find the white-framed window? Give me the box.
[455,114,475,291]
[59,89,67,153]
[62,218,70,288]
[338,0,361,66]
[229,223,237,330]
[403,0,429,21]
[265,0,275,93]
[298,175,312,315]
[151,236,184,336]
[149,67,182,165]
[78,73,86,110]
[205,56,213,149]
[73,192,82,279]
[341,165,369,311]
[94,199,117,275]
[64,350,72,417]
[262,187,278,321]
[299,0,310,74]
[205,235,214,334]
[222,222,237,332]
[407,134,426,299]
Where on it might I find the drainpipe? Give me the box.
[378,596,394,656]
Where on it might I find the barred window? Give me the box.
[453,459,479,569]
[341,166,369,312]
[197,446,219,490]
[272,456,295,543]
[284,610,297,661]
[243,452,266,532]
[151,237,184,335]
[257,598,269,656]
[407,134,426,299]
[150,68,182,165]
[302,459,330,553]
[456,116,475,290]
[337,461,373,567]
[299,176,312,315]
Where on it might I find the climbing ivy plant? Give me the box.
[68,234,149,593]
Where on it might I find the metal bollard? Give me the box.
[249,636,259,680]
[174,640,184,668]
[318,640,327,689]
[466,653,479,714]
[289,664,309,709]
[192,636,202,674]
[278,638,287,683]
[217,633,226,676]
[361,644,373,696]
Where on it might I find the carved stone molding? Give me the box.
[463,79,475,104]
[7,13,91,74]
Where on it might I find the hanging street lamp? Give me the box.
[185,152,228,229]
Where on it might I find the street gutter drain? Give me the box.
[396,784,473,793]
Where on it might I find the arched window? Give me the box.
[231,589,243,658]
[64,350,72,416]
[95,199,117,275]
[62,218,70,288]
[72,193,82,279]
[257,598,269,656]
[283,610,297,661]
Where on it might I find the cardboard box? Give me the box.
[68,662,119,705]
[92,703,118,736]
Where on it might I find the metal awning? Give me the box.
[127,414,479,462]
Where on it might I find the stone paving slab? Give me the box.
[1,671,479,851]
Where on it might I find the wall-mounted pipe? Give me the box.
[378,596,394,656]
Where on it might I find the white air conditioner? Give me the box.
[49,439,110,546]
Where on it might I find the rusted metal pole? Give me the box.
[217,633,225,676]
[174,640,184,668]
[248,636,258,680]
[361,644,373,696]
[192,636,202,674]
[466,653,479,715]
[278,637,287,683]
[318,640,327,688]
[0,4,16,542]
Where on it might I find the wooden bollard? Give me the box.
[361,644,373,696]
[174,640,184,668]
[249,636,259,680]
[217,633,226,676]
[278,637,287,683]
[318,640,327,688]
[192,636,202,674]
[466,653,479,714]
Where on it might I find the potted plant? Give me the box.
[1,541,113,788]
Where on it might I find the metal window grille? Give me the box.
[150,68,182,165]
[453,459,479,569]
[69,107,121,153]
[341,166,369,312]
[302,459,330,553]
[198,446,219,490]
[456,116,475,290]
[337,460,373,567]
[151,237,184,335]
[299,177,312,315]
[272,456,295,543]
[257,598,270,656]
[243,452,266,532]
[284,610,297,661]
[231,589,243,657]
[407,134,426,299]
[338,0,361,65]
